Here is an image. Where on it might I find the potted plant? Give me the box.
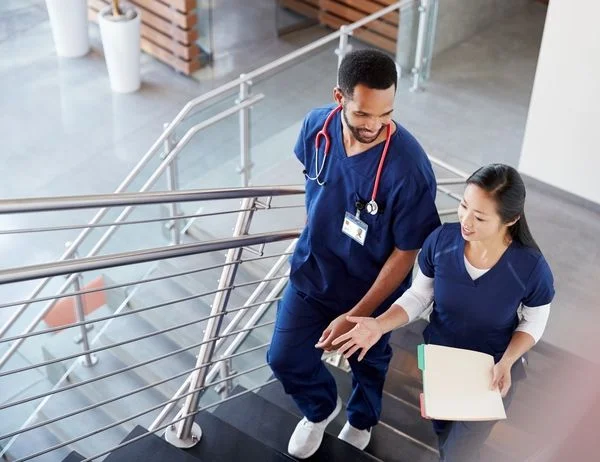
[98,1,142,93]
[45,0,89,57]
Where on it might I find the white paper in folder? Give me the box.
[418,344,507,421]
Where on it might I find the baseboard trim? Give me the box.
[521,174,600,215]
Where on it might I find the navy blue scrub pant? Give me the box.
[432,379,517,461]
[267,285,392,430]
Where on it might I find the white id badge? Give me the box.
[342,212,368,246]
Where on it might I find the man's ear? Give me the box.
[333,87,344,105]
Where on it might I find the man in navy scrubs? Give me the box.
[267,49,441,458]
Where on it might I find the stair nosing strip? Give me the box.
[378,420,439,455]
[382,389,420,412]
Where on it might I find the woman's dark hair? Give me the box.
[338,49,397,97]
[467,163,540,252]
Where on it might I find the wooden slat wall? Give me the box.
[89,0,201,75]
[281,0,399,54]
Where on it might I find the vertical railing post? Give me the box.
[423,0,439,81]
[410,0,430,92]
[237,76,253,187]
[161,123,182,245]
[215,357,235,398]
[165,197,258,448]
[67,244,97,367]
[335,25,352,75]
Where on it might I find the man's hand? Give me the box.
[315,314,355,352]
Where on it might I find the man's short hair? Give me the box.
[338,49,398,97]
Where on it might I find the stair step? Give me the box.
[129,274,215,352]
[36,382,128,460]
[97,312,198,401]
[104,425,198,462]
[186,411,292,461]
[257,378,438,462]
[384,363,422,409]
[158,255,267,311]
[67,348,170,432]
[213,387,382,461]
[1,424,71,462]
[61,451,86,462]
[327,365,439,455]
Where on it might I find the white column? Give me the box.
[519,0,600,205]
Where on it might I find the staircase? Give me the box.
[49,314,597,462]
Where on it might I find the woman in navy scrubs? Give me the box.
[267,49,441,459]
[333,163,555,461]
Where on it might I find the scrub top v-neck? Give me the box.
[418,223,555,361]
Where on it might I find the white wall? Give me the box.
[519,0,600,205]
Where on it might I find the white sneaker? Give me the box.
[287,397,342,459]
[338,421,371,450]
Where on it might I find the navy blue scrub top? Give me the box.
[419,223,555,363]
[290,105,441,312]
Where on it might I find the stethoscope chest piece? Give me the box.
[365,200,379,216]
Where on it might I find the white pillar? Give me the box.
[519,0,600,205]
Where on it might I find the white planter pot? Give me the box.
[98,4,141,93]
[45,0,89,58]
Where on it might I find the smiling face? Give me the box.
[334,84,395,144]
[458,184,512,243]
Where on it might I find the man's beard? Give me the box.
[342,105,386,144]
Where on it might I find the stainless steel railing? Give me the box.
[0,185,302,460]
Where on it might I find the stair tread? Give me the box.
[325,365,438,450]
[104,425,198,462]
[68,348,170,430]
[258,378,439,462]
[213,388,382,461]
[36,383,128,459]
[187,411,293,461]
[130,275,215,350]
[97,312,197,398]
[61,451,86,462]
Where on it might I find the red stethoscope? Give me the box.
[304,105,393,215]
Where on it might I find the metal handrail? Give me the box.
[0,342,270,439]
[0,313,274,379]
[9,365,276,462]
[0,230,300,285]
[0,94,263,341]
[80,380,277,462]
[0,186,304,214]
[0,314,276,411]
[0,278,286,345]
[0,183,301,366]
[0,204,304,235]
[0,251,292,310]
[0,227,298,368]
